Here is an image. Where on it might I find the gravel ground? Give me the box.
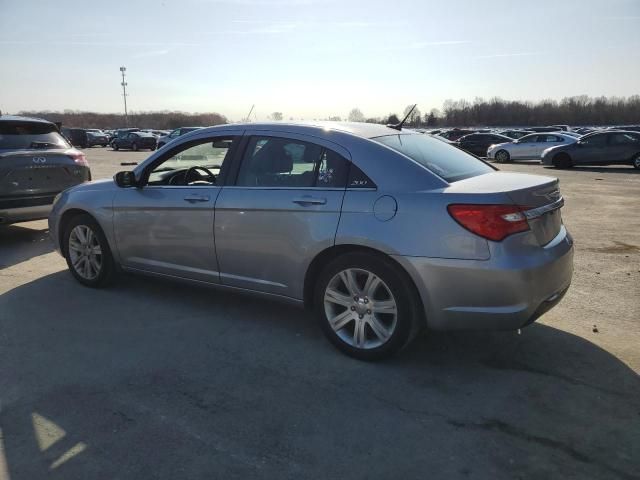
[1,148,638,480]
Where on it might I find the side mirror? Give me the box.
[114,171,137,188]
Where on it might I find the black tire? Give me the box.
[314,252,421,361]
[132,143,139,151]
[632,153,640,170]
[62,214,115,288]
[553,153,573,169]
[495,149,511,163]
[113,143,119,151]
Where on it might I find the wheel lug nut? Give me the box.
[367,310,371,315]
[350,306,356,311]
[359,314,363,319]
[364,298,369,304]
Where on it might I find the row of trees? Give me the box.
[15,110,228,130]
[17,96,639,129]
[345,96,640,127]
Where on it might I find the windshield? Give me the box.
[372,133,494,182]
[0,122,70,149]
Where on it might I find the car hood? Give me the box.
[67,178,116,193]
[488,142,512,149]
[541,143,574,157]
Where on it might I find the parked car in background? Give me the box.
[487,133,578,163]
[157,127,203,149]
[49,121,573,360]
[112,131,157,151]
[550,125,570,132]
[542,131,640,169]
[109,128,140,148]
[607,125,640,133]
[437,129,477,141]
[562,131,582,139]
[0,115,91,224]
[527,126,563,133]
[573,127,596,135]
[452,133,513,157]
[498,129,534,140]
[61,127,89,148]
[86,130,109,147]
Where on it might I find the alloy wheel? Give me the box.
[68,225,103,280]
[323,268,398,349]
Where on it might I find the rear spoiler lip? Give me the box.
[522,197,564,220]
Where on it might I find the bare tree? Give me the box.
[270,112,283,121]
[348,108,365,122]
[403,105,422,126]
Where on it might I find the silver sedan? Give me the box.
[487,132,578,163]
[49,122,573,360]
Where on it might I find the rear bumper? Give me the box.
[393,225,574,331]
[0,203,52,224]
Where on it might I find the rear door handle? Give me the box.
[292,196,326,206]
[183,194,210,203]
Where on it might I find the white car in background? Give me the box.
[487,132,579,163]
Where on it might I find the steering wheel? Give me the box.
[185,166,215,185]
[168,166,215,185]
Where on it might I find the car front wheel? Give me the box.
[632,153,640,170]
[63,214,115,287]
[132,143,139,151]
[495,149,510,163]
[553,153,573,169]
[314,252,419,360]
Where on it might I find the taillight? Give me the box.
[447,204,530,241]
[67,151,89,167]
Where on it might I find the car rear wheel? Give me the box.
[632,153,640,170]
[63,214,115,288]
[495,149,510,163]
[553,153,573,169]
[314,252,419,360]
[112,143,119,151]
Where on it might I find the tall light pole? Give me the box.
[119,66,129,126]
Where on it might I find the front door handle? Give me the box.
[292,196,326,206]
[183,194,210,203]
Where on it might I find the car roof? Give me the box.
[194,121,415,140]
[0,114,54,125]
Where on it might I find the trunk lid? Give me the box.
[445,171,564,246]
[0,148,89,197]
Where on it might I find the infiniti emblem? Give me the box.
[32,157,47,164]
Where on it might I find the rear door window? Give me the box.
[373,133,494,183]
[0,122,70,149]
[236,136,349,188]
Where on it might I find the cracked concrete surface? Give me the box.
[0,150,638,479]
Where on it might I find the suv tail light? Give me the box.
[67,151,89,167]
[447,204,530,241]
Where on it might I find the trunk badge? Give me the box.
[32,157,47,164]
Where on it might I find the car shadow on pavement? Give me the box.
[1,271,639,479]
[541,165,640,174]
[0,223,53,270]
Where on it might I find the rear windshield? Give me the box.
[0,122,70,150]
[373,133,494,182]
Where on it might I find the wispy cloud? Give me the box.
[411,40,470,48]
[474,52,542,59]
[0,40,199,47]
[132,49,171,58]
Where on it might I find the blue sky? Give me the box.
[0,0,638,120]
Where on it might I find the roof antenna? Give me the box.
[388,104,417,131]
